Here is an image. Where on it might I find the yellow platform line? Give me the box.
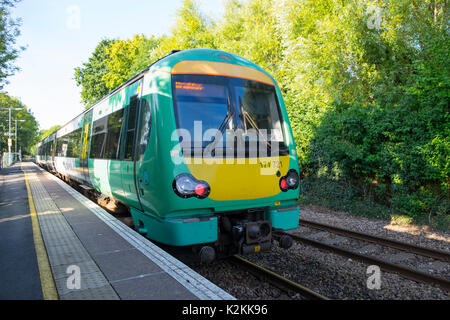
[22,162,59,300]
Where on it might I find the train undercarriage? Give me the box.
[192,208,293,263]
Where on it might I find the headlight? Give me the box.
[286,169,299,189]
[279,169,299,192]
[172,173,210,199]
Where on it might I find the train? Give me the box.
[36,48,300,262]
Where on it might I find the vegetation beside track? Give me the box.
[0,1,41,158]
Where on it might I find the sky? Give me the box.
[3,0,224,131]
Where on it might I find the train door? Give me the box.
[120,82,143,210]
[80,110,93,186]
[133,94,152,211]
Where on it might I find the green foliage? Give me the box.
[300,0,450,225]
[75,36,161,107]
[103,35,160,89]
[74,0,449,227]
[0,0,23,88]
[213,0,283,74]
[152,0,216,59]
[74,39,118,107]
[0,93,39,155]
[300,175,392,220]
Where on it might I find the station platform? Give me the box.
[0,161,235,300]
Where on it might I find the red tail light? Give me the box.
[279,169,299,192]
[280,178,288,191]
[195,184,207,197]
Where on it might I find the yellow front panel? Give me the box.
[184,156,290,201]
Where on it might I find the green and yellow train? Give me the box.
[36,49,300,262]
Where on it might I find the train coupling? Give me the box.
[232,220,273,255]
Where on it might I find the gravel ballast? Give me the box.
[191,206,450,300]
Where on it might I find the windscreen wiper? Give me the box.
[238,98,272,149]
[239,96,247,132]
[204,96,234,154]
[217,97,234,135]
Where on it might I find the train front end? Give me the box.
[133,49,300,261]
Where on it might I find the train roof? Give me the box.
[151,48,275,79]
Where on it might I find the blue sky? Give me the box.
[4,0,224,130]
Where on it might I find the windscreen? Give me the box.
[172,74,287,156]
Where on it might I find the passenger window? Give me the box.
[63,128,82,158]
[90,117,107,159]
[56,138,62,157]
[66,133,74,157]
[89,108,125,160]
[104,109,124,160]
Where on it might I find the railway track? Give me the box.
[299,219,450,262]
[229,255,329,300]
[278,222,450,292]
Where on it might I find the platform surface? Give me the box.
[0,162,235,300]
[0,164,42,299]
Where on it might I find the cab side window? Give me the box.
[136,97,152,160]
[123,97,139,160]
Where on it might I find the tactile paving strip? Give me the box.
[40,166,235,300]
[26,171,119,300]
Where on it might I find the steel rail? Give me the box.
[281,231,450,292]
[299,219,450,262]
[230,255,329,300]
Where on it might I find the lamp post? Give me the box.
[0,107,22,163]
[14,119,25,162]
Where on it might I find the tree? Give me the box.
[0,93,39,156]
[303,0,450,219]
[74,39,118,108]
[102,35,160,89]
[152,0,216,59]
[0,0,23,89]
[75,36,161,105]
[214,0,283,76]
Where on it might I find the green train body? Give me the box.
[36,49,300,259]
